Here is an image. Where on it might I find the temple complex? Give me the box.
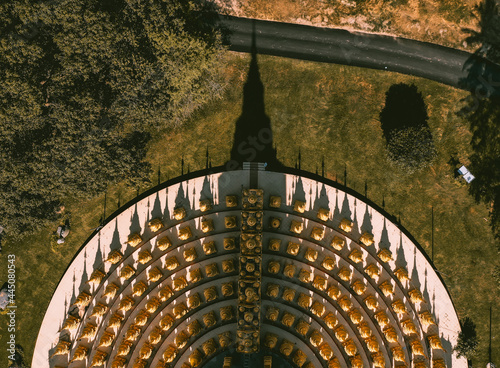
[32,39,466,368]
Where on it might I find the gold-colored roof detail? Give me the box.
[201,218,214,233]
[104,283,120,298]
[264,333,278,349]
[365,264,380,279]
[117,341,132,356]
[108,312,124,328]
[134,310,150,326]
[305,248,319,262]
[90,302,108,318]
[203,311,216,328]
[157,236,172,251]
[266,306,279,321]
[312,275,327,291]
[163,345,177,363]
[428,335,444,350]
[349,308,363,324]
[219,331,232,348]
[126,233,142,247]
[338,266,352,282]
[335,325,349,342]
[148,218,164,232]
[203,241,217,255]
[124,325,141,342]
[220,305,234,321]
[202,338,217,356]
[178,226,192,240]
[319,342,334,360]
[281,311,295,327]
[360,232,374,246]
[287,242,300,256]
[282,287,296,302]
[119,264,135,280]
[87,269,106,286]
[111,356,127,368]
[339,218,353,232]
[331,236,345,251]
[187,293,201,309]
[187,319,202,336]
[174,330,189,349]
[173,207,186,220]
[290,220,304,234]
[297,293,313,308]
[377,248,393,263]
[311,227,325,241]
[199,199,212,212]
[164,256,180,271]
[296,319,310,336]
[379,281,394,296]
[132,281,148,297]
[327,285,341,300]
[106,249,123,264]
[73,291,92,307]
[173,302,189,319]
[80,322,97,340]
[159,314,174,331]
[365,335,379,353]
[269,195,281,208]
[293,200,306,213]
[206,262,219,277]
[146,296,162,313]
[310,330,323,347]
[364,295,379,311]
[383,326,398,343]
[280,339,294,356]
[298,268,313,283]
[117,295,134,312]
[204,286,218,301]
[322,256,336,270]
[324,312,338,329]
[69,345,88,363]
[89,350,107,367]
[317,207,330,221]
[409,288,424,304]
[50,340,71,357]
[138,250,152,264]
[172,275,188,291]
[349,249,364,263]
[158,285,173,302]
[60,315,80,331]
[225,216,238,229]
[267,283,279,298]
[352,279,366,295]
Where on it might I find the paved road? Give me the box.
[220,16,500,96]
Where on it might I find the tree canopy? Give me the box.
[0,0,226,234]
[461,0,500,242]
[379,83,436,173]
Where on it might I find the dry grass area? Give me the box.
[0,52,497,367]
[216,0,481,50]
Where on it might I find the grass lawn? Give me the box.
[0,52,498,367]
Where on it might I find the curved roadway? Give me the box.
[221,16,500,96]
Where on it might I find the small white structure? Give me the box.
[458,165,475,183]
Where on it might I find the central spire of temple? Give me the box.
[229,22,282,169]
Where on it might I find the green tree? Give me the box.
[454,317,479,360]
[379,83,436,173]
[0,0,226,235]
[461,0,500,241]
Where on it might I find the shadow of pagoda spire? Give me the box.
[229,21,282,169]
